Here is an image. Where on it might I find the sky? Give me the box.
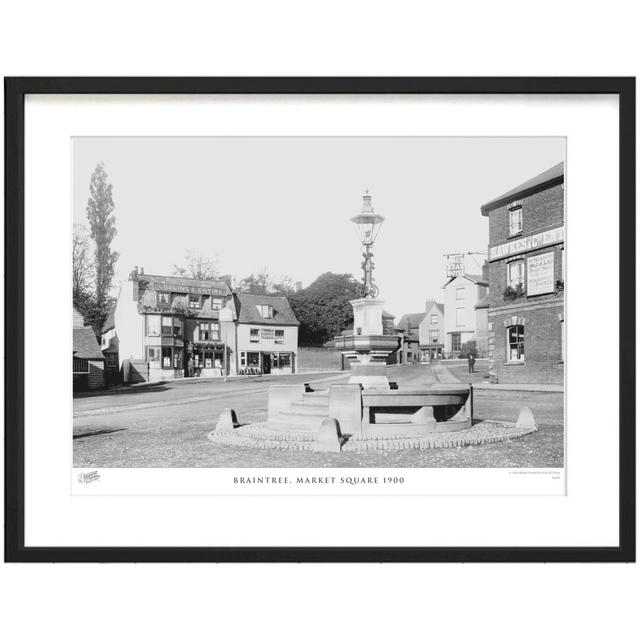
[73,136,564,318]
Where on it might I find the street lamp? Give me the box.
[351,190,385,298]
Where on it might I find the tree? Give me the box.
[238,267,272,295]
[73,224,94,298]
[459,340,478,359]
[86,162,119,329]
[288,272,360,346]
[173,250,219,280]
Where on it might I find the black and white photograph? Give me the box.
[72,136,566,471]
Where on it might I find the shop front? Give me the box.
[239,350,294,375]
[189,341,226,377]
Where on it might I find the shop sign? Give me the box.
[154,283,227,296]
[261,328,275,340]
[489,226,564,261]
[527,251,555,296]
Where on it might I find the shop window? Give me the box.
[274,352,291,368]
[146,315,161,337]
[456,308,465,326]
[211,297,223,310]
[451,333,461,351]
[507,260,525,288]
[147,346,160,363]
[250,328,259,343]
[509,206,523,236]
[256,304,273,319]
[275,329,285,344]
[429,330,439,344]
[240,352,246,367]
[247,352,260,366]
[161,347,173,368]
[507,325,525,362]
[431,314,438,324]
[157,292,170,306]
[456,288,465,300]
[188,294,202,309]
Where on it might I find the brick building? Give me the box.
[481,162,565,384]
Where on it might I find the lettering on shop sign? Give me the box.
[154,284,227,296]
[527,251,555,296]
[446,254,465,278]
[489,226,564,261]
[261,328,275,340]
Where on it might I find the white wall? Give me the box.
[443,277,488,350]
[113,281,145,361]
[236,324,298,354]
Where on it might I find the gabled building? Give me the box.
[73,307,105,391]
[441,273,488,356]
[481,162,564,383]
[419,300,445,360]
[231,293,300,374]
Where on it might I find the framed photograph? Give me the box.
[4,77,635,562]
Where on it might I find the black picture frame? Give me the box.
[4,77,636,563]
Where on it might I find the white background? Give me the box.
[1,2,638,640]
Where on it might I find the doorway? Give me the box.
[262,353,271,374]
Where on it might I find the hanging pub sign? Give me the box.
[527,251,555,296]
[446,254,465,278]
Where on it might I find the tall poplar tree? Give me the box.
[86,162,119,328]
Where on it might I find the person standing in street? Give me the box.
[467,352,476,373]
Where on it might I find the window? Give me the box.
[247,352,260,366]
[147,347,160,363]
[240,352,246,367]
[456,288,465,300]
[429,330,439,344]
[161,347,172,368]
[256,304,273,319]
[451,333,461,351]
[275,329,285,344]
[146,315,161,337]
[188,294,202,309]
[161,316,182,338]
[507,260,525,288]
[509,206,523,236]
[105,353,118,367]
[250,328,259,343]
[273,352,291,368]
[157,292,170,306]
[507,325,525,362]
[430,314,438,324]
[456,308,465,326]
[198,322,220,341]
[211,297,223,310]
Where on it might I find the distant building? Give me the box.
[441,273,488,356]
[73,307,105,391]
[395,312,425,363]
[481,162,564,383]
[419,301,445,360]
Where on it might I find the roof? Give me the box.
[73,326,104,360]
[475,295,490,309]
[102,303,116,332]
[481,162,564,215]
[424,301,444,315]
[137,273,231,295]
[396,312,427,330]
[233,292,300,326]
[382,309,395,319]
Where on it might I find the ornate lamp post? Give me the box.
[351,190,385,298]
